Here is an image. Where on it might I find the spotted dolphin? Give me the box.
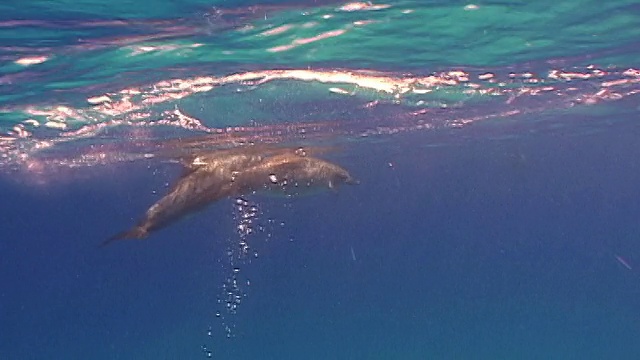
[103,146,356,245]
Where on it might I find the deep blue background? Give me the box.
[2,109,640,359]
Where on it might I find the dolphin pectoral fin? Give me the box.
[100,226,148,247]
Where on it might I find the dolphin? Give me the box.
[103,146,356,246]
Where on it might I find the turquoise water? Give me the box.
[1,1,640,359]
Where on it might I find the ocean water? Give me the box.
[1,1,640,359]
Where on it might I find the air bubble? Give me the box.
[202,345,213,358]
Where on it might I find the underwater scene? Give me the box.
[1,0,640,359]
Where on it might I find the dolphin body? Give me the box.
[232,152,357,193]
[103,146,357,245]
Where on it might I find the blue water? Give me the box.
[3,118,640,359]
[2,1,640,359]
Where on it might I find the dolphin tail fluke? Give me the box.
[101,227,148,247]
